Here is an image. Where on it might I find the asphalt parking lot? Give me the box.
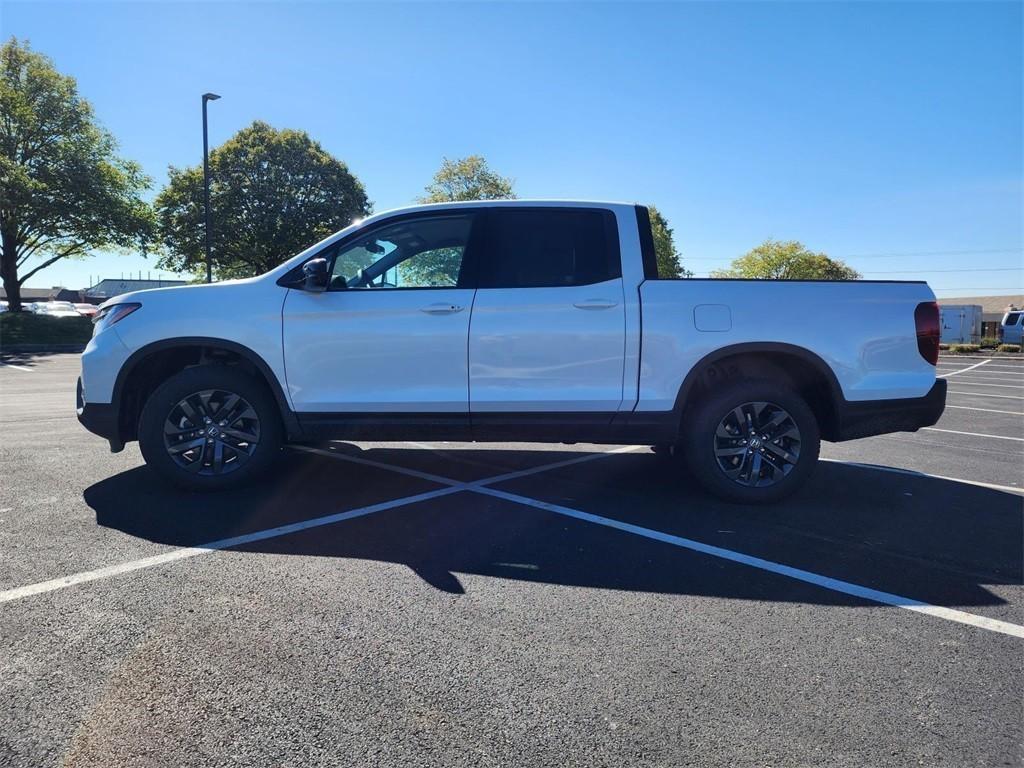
[1,353,1021,768]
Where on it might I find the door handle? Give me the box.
[573,299,618,310]
[420,302,464,315]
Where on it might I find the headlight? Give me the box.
[92,302,141,335]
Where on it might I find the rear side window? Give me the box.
[479,209,620,288]
[1006,312,1022,326]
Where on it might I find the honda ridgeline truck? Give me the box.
[77,201,946,503]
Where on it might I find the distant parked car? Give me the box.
[999,309,1023,345]
[73,303,99,318]
[0,300,7,313]
[32,301,82,318]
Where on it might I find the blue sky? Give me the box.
[6,1,1022,296]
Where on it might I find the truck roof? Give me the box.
[366,199,636,219]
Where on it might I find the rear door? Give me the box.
[468,207,626,413]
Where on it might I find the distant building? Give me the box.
[938,294,1024,339]
[2,278,188,306]
[0,287,55,303]
[84,278,188,302]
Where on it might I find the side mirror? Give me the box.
[301,258,329,292]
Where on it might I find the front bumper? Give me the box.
[831,378,947,442]
[77,377,123,451]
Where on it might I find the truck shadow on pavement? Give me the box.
[0,350,77,368]
[85,446,1022,609]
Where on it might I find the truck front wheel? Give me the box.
[682,379,820,504]
[138,365,283,491]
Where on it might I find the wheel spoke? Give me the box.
[213,393,240,423]
[177,398,201,427]
[167,437,205,455]
[198,391,216,418]
[764,442,797,464]
[716,421,737,438]
[164,421,195,437]
[182,442,208,472]
[232,405,258,425]
[762,410,790,434]
[715,445,747,458]
[222,426,258,443]
[732,406,747,430]
[747,452,763,485]
[722,459,746,481]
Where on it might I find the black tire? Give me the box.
[138,365,283,491]
[681,378,820,505]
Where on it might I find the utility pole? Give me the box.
[202,92,221,283]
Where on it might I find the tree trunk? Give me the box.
[0,226,22,312]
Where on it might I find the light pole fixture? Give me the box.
[202,92,221,283]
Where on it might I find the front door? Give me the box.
[283,211,480,413]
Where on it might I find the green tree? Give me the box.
[155,121,370,280]
[711,239,861,280]
[0,38,154,310]
[418,155,515,203]
[393,155,516,286]
[647,205,691,278]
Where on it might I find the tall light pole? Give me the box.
[202,93,220,283]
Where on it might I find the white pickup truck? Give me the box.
[78,201,946,503]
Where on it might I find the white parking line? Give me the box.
[6,443,1022,639]
[945,405,1024,416]
[0,447,636,605]
[938,366,1023,374]
[943,372,1024,380]
[475,485,1024,639]
[938,360,990,378]
[922,427,1023,442]
[311,448,1024,639]
[937,362,1019,368]
[939,366,1024,375]
[0,487,462,605]
[0,362,32,372]
[949,390,1024,400]
[942,380,1022,390]
[956,373,1024,383]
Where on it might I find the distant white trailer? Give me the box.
[939,304,983,344]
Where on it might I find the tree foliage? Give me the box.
[711,239,861,280]
[390,156,516,287]
[418,155,515,203]
[155,121,371,280]
[0,37,154,310]
[647,205,690,278]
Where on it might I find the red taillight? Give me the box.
[915,301,940,365]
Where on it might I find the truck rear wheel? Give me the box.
[138,365,283,491]
[682,379,820,504]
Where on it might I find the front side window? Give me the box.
[329,215,475,290]
[1006,312,1022,326]
[479,209,621,289]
